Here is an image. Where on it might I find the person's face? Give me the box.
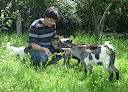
[45,17,56,27]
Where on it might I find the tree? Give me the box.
[1,0,128,35]
[90,0,113,39]
[0,1,18,32]
[15,0,22,36]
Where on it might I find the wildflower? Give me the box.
[12,88,14,90]
[45,74,48,76]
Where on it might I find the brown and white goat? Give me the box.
[62,41,119,81]
[51,36,83,65]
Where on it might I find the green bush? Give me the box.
[1,0,128,33]
[0,2,18,32]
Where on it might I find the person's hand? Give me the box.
[53,45,59,49]
[43,48,52,56]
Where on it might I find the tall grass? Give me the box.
[0,31,128,92]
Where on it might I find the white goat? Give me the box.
[7,42,28,61]
[62,41,119,81]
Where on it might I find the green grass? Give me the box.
[0,31,128,92]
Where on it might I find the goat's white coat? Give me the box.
[83,45,110,69]
[7,42,27,60]
[62,41,114,72]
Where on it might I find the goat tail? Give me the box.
[7,42,11,49]
[104,41,115,51]
[7,42,14,51]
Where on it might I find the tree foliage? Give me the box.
[0,2,19,32]
[0,0,128,33]
[105,1,128,33]
[53,0,82,30]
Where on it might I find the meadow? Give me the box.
[0,31,128,92]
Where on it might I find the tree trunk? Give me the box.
[91,6,100,39]
[16,12,22,36]
[15,0,22,36]
[90,0,112,40]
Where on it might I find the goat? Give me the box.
[62,41,119,81]
[7,42,29,62]
[51,36,82,65]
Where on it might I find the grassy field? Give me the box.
[0,31,128,92]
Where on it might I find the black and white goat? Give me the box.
[7,42,29,62]
[62,41,119,81]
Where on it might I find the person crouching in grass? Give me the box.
[28,6,62,65]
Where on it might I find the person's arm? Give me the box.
[31,43,52,56]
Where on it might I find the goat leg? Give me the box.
[116,71,119,80]
[111,65,119,80]
[63,55,68,65]
[89,65,93,75]
[84,64,88,78]
[109,72,114,81]
[77,59,80,66]
[72,56,80,66]
[67,56,71,65]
